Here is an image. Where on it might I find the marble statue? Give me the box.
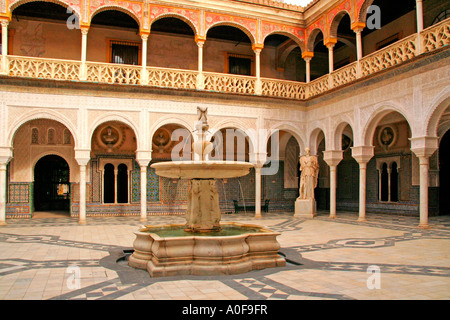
[298,148,319,200]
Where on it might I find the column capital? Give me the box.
[410,136,439,159]
[302,51,314,60]
[195,35,206,44]
[323,150,343,167]
[140,29,150,38]
[252,43,264,52]
[136,151,152,167]
[0,147,12,165]
[351,146,374,164]
[75,149,91,166]
[0,15,11,24]
[250,152,267,166]
[324,37,337,48]
[80,24,90,34]
[351,22,366,33]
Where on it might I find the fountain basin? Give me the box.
[151,161,254,179]
[128,222,286,277]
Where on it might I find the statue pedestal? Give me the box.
[294,198,317,218]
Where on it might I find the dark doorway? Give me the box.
[439,130,450,215]
[34,155,70,212]
[117,164,128,204]
[104,163,115,203]
[380,163,389,201]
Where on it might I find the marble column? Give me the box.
[140,32,149,85]
[75,151,90,225]
[411,136,439,228]
[254,164,263,218]
[196,37,205,90]
[418,156,430,227]
[324,38,337,74]
[416,0,424,33]
[1,20,8,74]
[80,26,88,80]
[0,163,8,226]
[137,153,151,222]
[302,51,314,83]
[253,44,263,95]
[305,58,311,83]
[323,150,343,219]
[78,164,87,224]
[351,146,374,222]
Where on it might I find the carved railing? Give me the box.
[8,55,81,81]
[147,67,197,90]
[422,17,450,53]
[261,77,306,99]
[331,62,358,88]
[203,72,255,95]
[1,18,449,100]
[360,34,417,78]
[86,62,141,85]
[308,74,329,97]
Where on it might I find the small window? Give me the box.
[376,33,401,51]
[47,128,56,144]
[31,128,39,144]
[63,129,71,145]
[109,40,140,65]
[229,57,251,75]
[432,9,450,26]
[225,53,254,76]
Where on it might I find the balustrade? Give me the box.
[147,67,197,90]
[360,34,417,78]
[86,62,141,85]
[1,18,448,100]
[261,78,306,100]
[203,72,255,95]
[8,56,81,81]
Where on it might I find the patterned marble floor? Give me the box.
[0,211,449,301]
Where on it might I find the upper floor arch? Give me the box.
[149,13,198,37]
[9,0,81,21]
[90,5,141,30]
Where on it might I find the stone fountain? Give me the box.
[128,107,285,277]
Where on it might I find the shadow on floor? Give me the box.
[32,211,71,218]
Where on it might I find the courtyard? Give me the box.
[0,211,448,301]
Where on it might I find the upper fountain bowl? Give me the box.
[151,161,254,179]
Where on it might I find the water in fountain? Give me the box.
[128,107,285,277]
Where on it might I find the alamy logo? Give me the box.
[66,7,80,30]
[367,5,381,30]
[366,265,381,290]
[66,265,81,290]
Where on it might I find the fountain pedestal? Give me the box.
[185,179,221,232]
